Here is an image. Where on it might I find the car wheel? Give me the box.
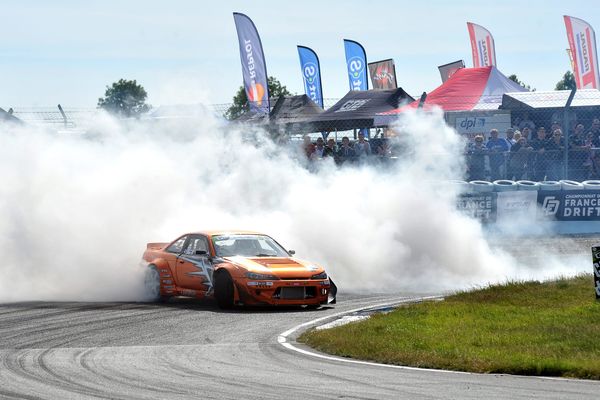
[214,271,234,309]
[145,265,167,303]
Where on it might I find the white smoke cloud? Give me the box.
[0,108,592,302]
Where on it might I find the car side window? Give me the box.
[167,236,187,254]
[183,236,209,256]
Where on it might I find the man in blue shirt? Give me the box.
[486,129,510,181]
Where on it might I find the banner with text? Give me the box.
[344,39,369,91]
[564,15,600,89]
[467,22,497,67]
[537,190,600,220]
[233,12,270,114]
[457,192,497,223]
[297,46,324,109]
[368,59,397,90]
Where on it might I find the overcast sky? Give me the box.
[0,0,598,108]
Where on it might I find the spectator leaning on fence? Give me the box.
[467,135,488,181]
[507,136,533,180]
[530,126,550,181]
[569,123,590,181]
[310,137,326,160]
[589,118,600,146]
[485,128,510,181]
[546,128,565,180]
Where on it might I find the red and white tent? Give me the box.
[375,66,527,125]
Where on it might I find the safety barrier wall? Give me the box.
[456,180,600,226]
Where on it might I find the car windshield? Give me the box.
[212,234,289,257]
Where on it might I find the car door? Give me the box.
[176,235,214,294]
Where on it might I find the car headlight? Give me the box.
[246,272,279,280]
[311,271,328,280]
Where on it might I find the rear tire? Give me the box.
[214,271,234,309]
[145,265,168,303]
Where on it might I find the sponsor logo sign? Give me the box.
[234,13,270,114]
[564,16,600,89]
[334,99,371,113]
[344,39,368,91]
[467,22,496,67]
[368,59,397,90]
[457,193,497,223]
[438,60,465,83]
[298,46,324,108]
[537,190,600,220]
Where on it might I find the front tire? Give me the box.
[145,265,167,303]
[214,271,234,309]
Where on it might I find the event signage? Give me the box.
[297,46,324,109]
[233,12,270,114]
[563,15,600,89]
[467,22,497,67]
[593,245,600,299]
[368,59,397,90]
[457,193,497,223]
[537,190,600,220]
[438,60,465,83]
[495,191,538,223]
[343,39,369,91]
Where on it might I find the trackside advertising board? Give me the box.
[233,13,270,114]
[458,190,600,223]
[297,46,324,109]
[467,22,497,67]
[537,190,600,220]
[564,15,600,89]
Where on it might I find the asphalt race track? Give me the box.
[1,237,599,399]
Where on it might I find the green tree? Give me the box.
[98,79,151,118]
[507,74,535,91]
[225,76,293,120]
[555,71,577,91]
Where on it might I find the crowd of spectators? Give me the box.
[302,131,397,165]
[466,117,600,182]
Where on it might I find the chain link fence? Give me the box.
[6,90,600,181]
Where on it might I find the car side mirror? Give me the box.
[288,250,295,255]
[195,250,208,256]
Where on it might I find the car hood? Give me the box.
[223,256,324,279]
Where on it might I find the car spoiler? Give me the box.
[147,242,168,250]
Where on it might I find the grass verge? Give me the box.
[299,274,600,379]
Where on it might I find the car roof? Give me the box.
[186,230,266,238]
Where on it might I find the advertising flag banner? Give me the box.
[233,12,270,114]
[344,39,369,91]
[467,22,497,67]
[368,59,397,90]
[564,15,600,89]
[297,46,324,109]
[438,60,465,83]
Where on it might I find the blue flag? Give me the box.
[297,46,324,109]
[343,39,368,91]
[233,13,270,114]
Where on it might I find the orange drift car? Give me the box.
[142,231,336,308]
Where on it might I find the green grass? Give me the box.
[299,274,600,379]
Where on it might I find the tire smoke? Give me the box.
[0,109,591,302]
